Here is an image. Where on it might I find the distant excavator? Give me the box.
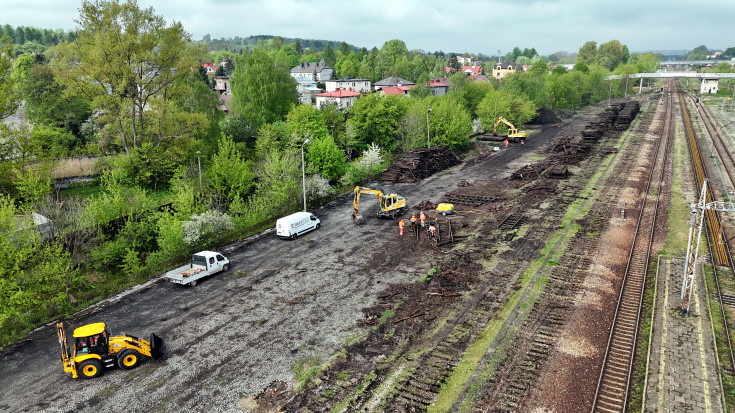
[493,116,527,141]
[352,186,406,223]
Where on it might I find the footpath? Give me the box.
[644,257,726,412]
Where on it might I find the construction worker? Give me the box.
[521,138,525,146]
[419,211,426,227]
[428,224,437,239]
[398,218,404,236]
[504,139,509,148]
[410,214,417,230]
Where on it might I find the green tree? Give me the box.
[597,40,626,71]
[0,196,77,329]
[476,88,536,132]
[209,135,255,209]
[0,35,20,119]
[722,47,735,59]
[346,93,409,152]
[685,45,709,60]
[230,47,297,129]
[53,0,205,156]
[285,104,328,145]
[323,44,336,67]
[306,135,346,182]
[243,148,300,224]
[21,63,92,136]
[411,96,472,151]
[577,41,597,66]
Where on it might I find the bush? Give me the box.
[183,210,235,247]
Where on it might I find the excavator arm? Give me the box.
[493,116,526,140]
[56,322,78,378]
[353,186,384,221]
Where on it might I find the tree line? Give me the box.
[0,0,650,345]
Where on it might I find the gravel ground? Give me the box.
[0,132,552,412]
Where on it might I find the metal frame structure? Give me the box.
[681,179,735,315]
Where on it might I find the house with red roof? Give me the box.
[202,62,216,75]
[315,88,361,110]
[445,66,456,75]
[379,85,414,96]
[461,65,483,78]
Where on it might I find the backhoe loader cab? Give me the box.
[57,322,162,379]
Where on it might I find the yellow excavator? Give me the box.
[493,116,527,141]
[352,186,406,223]
[57,321,163,379]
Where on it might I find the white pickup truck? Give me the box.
[166,251,230,286]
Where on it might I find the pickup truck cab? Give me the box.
[166,251,229,286]
[276,212,320,240]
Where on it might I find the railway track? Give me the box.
[379,111,637,412]
[592,87,675,412]
[474,99,656,412]
[683,97,735,376]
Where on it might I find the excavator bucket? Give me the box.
[353,214,365,224]
[149,333,164,359]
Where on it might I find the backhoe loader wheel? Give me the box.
[118,349,142,370]
[78,359,104,379]
[223,264,230,272]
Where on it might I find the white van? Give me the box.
[276,212,321,239]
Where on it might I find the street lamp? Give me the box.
[426,109,432,148]
[301,139,310,211]
[196,150,202,194]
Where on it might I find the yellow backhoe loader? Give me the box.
[352,186,406,223]
[493,116,527,141]
[57,321,163,379]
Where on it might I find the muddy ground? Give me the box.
[0,99,644,413]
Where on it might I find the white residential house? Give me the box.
[290,62,334,82]
[315,88,361,110]
[700,78,719,94]
[457,55,478,66]
[325,79,371,93]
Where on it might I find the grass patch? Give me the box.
[293,357,324,392]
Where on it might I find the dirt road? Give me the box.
[0,125,561,412]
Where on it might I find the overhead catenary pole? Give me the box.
[426,108,432,148]
[301,139,310,212]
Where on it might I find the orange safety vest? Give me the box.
[398,219,404,228]
[429,225,436,235]
[410,216,417,222]
[420,213,426,221]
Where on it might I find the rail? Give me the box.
[592,85,673,412]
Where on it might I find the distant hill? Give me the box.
[197,34,365,53]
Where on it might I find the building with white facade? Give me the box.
[325,79,371,93]
[290,62,334,83]
[315,88,361,110]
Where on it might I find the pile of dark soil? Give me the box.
[529,108,562,125]
[380,146,461,184]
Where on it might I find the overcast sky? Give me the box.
[4,0,734,56]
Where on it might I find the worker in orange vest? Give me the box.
[398,218,404,236]
[419,211,426,227]
[410,214,417,230]
[504,139,509,148]
[428,224,436,239]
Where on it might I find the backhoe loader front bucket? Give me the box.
[150,333,164,359]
